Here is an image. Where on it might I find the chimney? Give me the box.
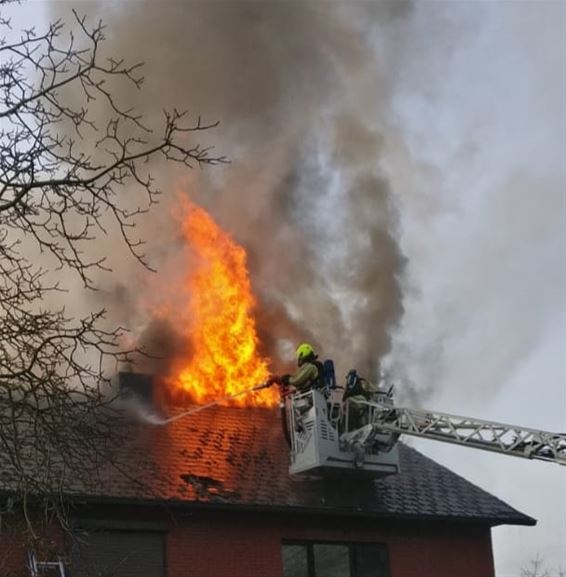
[116,372,170,424]
[118,372,155,406]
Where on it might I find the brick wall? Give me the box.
[167,509,495,577]
[0,505,495,577]
[0,517,66,577]
[0,532,26,577]
[387,525,495,577]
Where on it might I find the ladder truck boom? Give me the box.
[284,386,566,476]
[369,404,566,466]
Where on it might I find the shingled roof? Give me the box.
[11,402,532,527]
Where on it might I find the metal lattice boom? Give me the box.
[367,404,566,466]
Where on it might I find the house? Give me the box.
[0,375,535,577]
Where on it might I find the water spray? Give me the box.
[147,381,274,426]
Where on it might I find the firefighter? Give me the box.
[266,343,324,433]
[280,343,323,393]
[343,369,378,430]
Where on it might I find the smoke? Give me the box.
[377,1,566,407]
[45,0,565,415]
[47,0,410,383]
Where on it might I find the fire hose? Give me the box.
[155,380,278,425]
[147,378,292,450]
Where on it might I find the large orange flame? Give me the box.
[165,198,276,407]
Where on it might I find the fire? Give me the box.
[165,198,276,407]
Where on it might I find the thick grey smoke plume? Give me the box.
[51,0,409,380]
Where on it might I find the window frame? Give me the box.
[281,539,389,577]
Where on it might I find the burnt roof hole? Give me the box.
[179,474,240,502]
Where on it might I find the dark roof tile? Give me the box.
[0,404,535,527]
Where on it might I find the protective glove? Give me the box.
[265,375,281,387]
[281,374,291,386]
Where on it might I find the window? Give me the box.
[282,544,309,577]
[71,530,166,577]
[282,541,389,577]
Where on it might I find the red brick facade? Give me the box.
[0,505,495,577]
[0,520,65,577]
[168,510,495,577]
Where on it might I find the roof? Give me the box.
[5,401,533,527]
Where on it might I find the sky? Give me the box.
[378,3,566,573]
[9,1,566,575]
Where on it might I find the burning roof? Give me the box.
[135,198,277,408]
[164,199,275,406]
[0,376,534,528]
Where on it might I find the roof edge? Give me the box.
[61,492,536,527]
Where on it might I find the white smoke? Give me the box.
[379,1,566,408]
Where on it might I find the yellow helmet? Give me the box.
[296,343,316,366]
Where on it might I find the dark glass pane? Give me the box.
[353,544,389,577]
[313,544,350,577]
[282,544,309,577]
[71,530,165,577]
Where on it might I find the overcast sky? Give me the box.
[13,1,566,575]
[380,2,565,574]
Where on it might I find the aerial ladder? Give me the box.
[282,375,566,476]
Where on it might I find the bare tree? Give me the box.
[0,0,224,543]
[521,555,566,577]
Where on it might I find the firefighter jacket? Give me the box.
[287,361,321,392]
[343,377,378,401]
